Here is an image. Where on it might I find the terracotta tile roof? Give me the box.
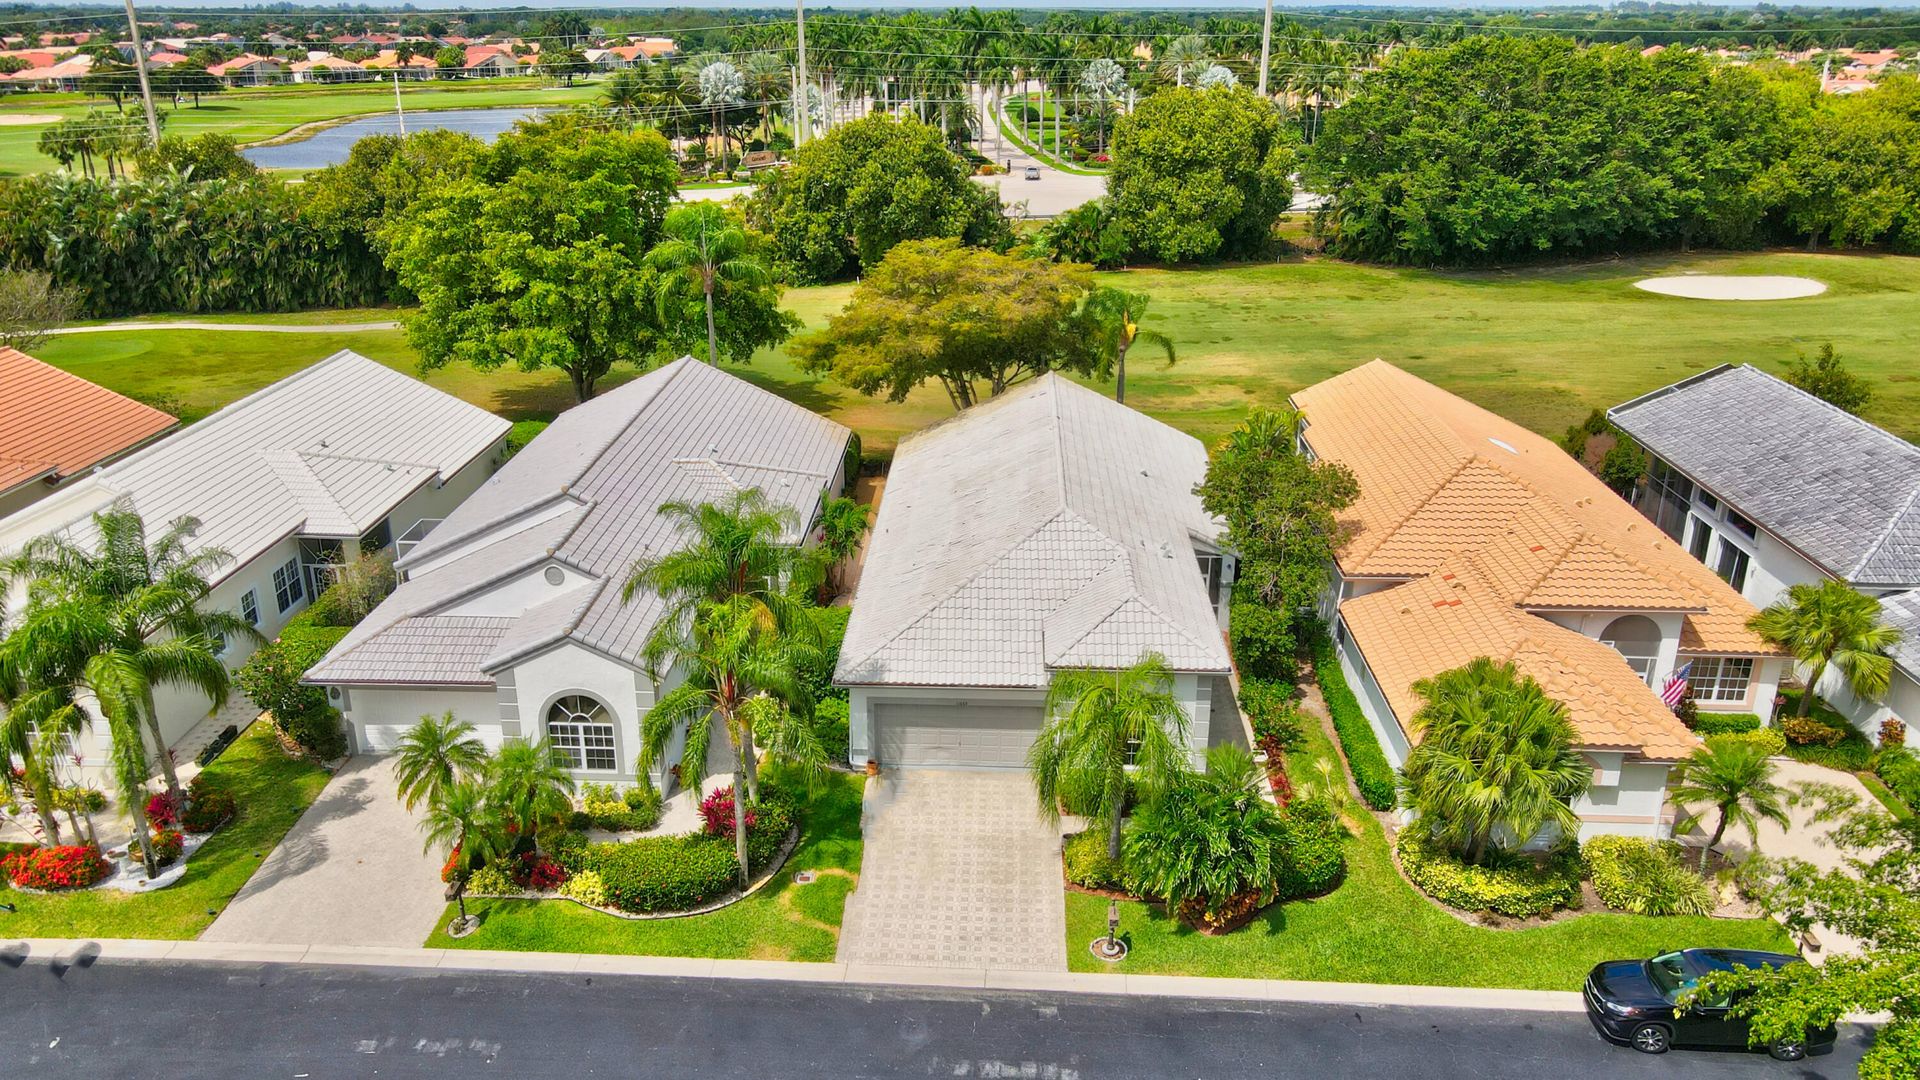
[1295,360,1776,759]
[0,347,176,498]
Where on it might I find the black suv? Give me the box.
[1584,948,1838,1060]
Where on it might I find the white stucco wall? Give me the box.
[1572,756,1674,840]
[337,686,502,754]
[1332,621,1413,771]
[1819,663,1917,745]
[506,641,654,786]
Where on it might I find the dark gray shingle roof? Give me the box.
[1610,365,1920,587]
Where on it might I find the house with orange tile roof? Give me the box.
[1293,361,1787,841]
[0,347,177,519]
[207,52,287,86]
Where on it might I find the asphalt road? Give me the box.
[0,958,1872,1079]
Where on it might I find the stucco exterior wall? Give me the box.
[1572,756,1674,840]
[337,686,501,754]
[1332,620,1413,770]
[1819,664,1917,746]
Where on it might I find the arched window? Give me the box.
[1599,615,1663,686]
[546,694,615,771]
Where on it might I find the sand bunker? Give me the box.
[0,114,61,126]
[1634,274,1827,300]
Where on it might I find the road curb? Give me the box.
[2,937,1585,1012]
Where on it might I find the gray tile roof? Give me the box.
[308,358,850,686]
[836,374,1232,689]
[1879,590,1920,680]
[0,351,509,584]
[1610,365,1920,587]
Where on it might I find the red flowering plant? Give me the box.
[150,829,184,869]
[145,791,181,830]
[180,776,237,833]
[2,844,112,890]
[699,786,755,837]
[440,844,464,883]
[509,851,567,891]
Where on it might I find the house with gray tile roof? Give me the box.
[1610,363,1917,746]
[0,350,509,778]
[306,357,853,785]
[836,374,1237,771]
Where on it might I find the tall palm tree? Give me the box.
[419,775,502,934]
[1669,736,1791,871]
[1031,651,1192,862]
[696,58,746,177]
[1079,57,1126,155]
[640,596,819,886]
[740,51,790,144]
[600,69,647,133]
[1081,287,1176,404]
[1400,657,1591,865]
[486,739,575,846]
[1158,34,1211,88]
[643,202,772,365]
[1749,580,1901,717]
[0,608,94,844]
[4,506,259,802]
[393,711,489,812]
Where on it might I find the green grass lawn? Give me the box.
[0,78,605,177]
[0,725,332,939]
[26,251,1920,453]
[1064,699,1794,989]
[430,770,865,961]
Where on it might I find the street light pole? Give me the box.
[120,0,161,146]
[394,70,406,135]
[1257,0,1274,99]
[793,0,809,146]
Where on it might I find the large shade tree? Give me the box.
[1030,652,1191,863]
[1749,579,1901,717]
[1400,657,1591,865]
[1108,86,1298,263]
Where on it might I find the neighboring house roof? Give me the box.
[308,357,851,687]
[146,51,190,64]
[0,347,177,500]
[291,57,363,73]
[1879,590,1920,682]
[362,50,437,69]
[6,55,91,81]
[1611,364,1920,587]
[837,374,1232,689]
[207,53,285,75]
[463,45,517,68]
[0,350,507,587]
[1294,360,1780,760]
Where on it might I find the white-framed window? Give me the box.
[1715,543,1752,593]
[547,694,617,771]
[1689,657,1754,703]
[272,557,304,613]
[240,589,260,627]
[1640,458,1694,542]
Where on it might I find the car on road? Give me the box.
[1584,949,1837,1061]
[1024,165,1041,180]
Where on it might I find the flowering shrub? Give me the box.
[180,777,236,833]
[2,844,112,890]
[509,851,568,891]
[149,829,184,869]
[440,845,464,883]
[699,786,756,837]
[1882,717,1908,749]
[145,791,181,830]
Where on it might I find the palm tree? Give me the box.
[1082,287,1176,404]
[1749,580,1901,717]
[0,608,94,844]
[419,776,502,935]
[1079,57,1126,155]
[640,596,819,886]
[1158,34,1211,88]
[696,59,746,177]
[1031,652,1192,862]
[486,739,575,846]
[600,69,647,132]
[4,506,259,802]
[1123,743,1284,925]
[1669,736,1791,871]
[643,202,772,366]
[740,51,789,145]
[1400,657,1591,865]
[393,711,489,812]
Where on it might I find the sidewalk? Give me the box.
[1,937,1583,1014]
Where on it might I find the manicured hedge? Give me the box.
[1707,728,1787,758]
[1064,829,1128,891]
[1273,797,1346,899]
[545,786,798,914]
[1691,713,1761,735]
[1581,835,1712,917]
[1240,677,1304,750]
[1397,829,1581,918]
[1311,634,1398,810]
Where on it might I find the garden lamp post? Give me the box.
[1092,899,1128,961]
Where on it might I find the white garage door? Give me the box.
[873,703,1044,769]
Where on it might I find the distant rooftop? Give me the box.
[1611,364,1920,588]
[0,347,177,501]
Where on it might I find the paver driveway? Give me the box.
[836,770,1068,971]
[201,755,446,948]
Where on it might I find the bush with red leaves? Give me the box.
[509,851,567,891]
[149,829,184,869]
[2,844,112,890]
[145,791,181,830]
[699,786,756,837]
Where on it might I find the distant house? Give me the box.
[1297,362,1788,842]
[146,50,190,66]
[461,44,520,77]
[0,347,177,520]
[5,53,92,90]
[290,56,368,83]
[306,357,851,786]
[361,49,438,78]
[0,351,509,779]
[1610,364,1919,745]
[207,53,287,86]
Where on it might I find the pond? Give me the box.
[242,106,550,170]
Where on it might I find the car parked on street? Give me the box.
[1024,165,1041,180]
[1583,949,1837,1061]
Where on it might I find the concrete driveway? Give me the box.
[837,770,1068,971]
[201,755,446,948]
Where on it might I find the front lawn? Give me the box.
[0,724,332,939]
[1065,706,1794,989]
[430,770,865,961]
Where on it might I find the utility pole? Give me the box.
[1257,0,1274,99]
[793,0,809,146]
[120,0,161,146]
[394,69,406,134]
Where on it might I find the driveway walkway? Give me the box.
[201,755,445,948]
[837,770,1067,971]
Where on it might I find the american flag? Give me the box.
[1661,661,1693,709]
